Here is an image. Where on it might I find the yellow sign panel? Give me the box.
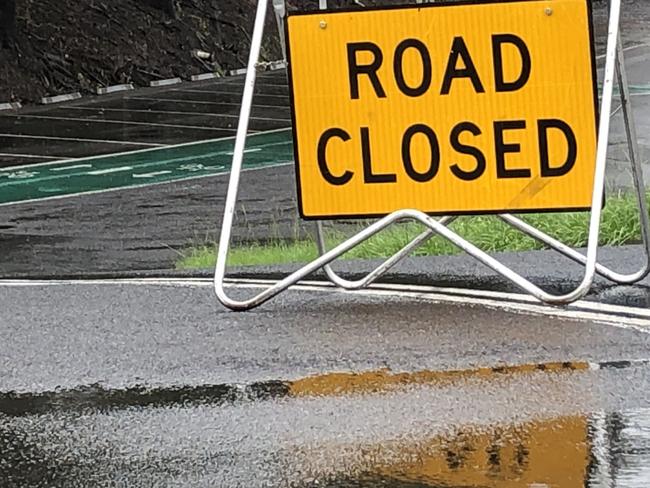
[286,0,597,218]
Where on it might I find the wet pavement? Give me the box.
[3,369,650,487]
[2,4,650,484]
[1,281,650,486]
[4,282,650,392]
[0,67,301,276]
[0,69,290,167]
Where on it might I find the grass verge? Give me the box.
[176,191,650,269]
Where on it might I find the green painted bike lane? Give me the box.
[0,129,293,205]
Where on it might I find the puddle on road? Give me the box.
[306,412,626,488]
[4,409,650,487]
[1,360,649,487]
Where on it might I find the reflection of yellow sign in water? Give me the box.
[286,0,598,219]
[289,363,591,487]
[381,416,590,488]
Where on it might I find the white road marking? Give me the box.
[87,166,133,175]
[0,170,38,179]
[67,106,291,122]
[254,140,291,148]
[130,96,288,109]
[172,88,288,98]
[133,170,173,178]
[0,153,64,160]
[219,80,288,88]
[185,85,289,94]
[3,114,238,132]
[216,139,290,156]
[179,163,209,172]
[231,280,650,334]
[595,42,649,60]
[0,127,291,171]
[225,148,262,155]
[0,277,648,333]
[0,161,293,207]
[369,283,650,320]
[0,133,163,147]
[0,125,294,204]
[50,164,93,171]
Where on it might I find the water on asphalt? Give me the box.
[1,361,650,487]
[2,283,650,486]
[1,1,650,484]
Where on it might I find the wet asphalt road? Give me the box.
[0,165,303,277]
[4,283,650,393]
[2,2,650,486]
[3,368,650,487]
[2,282,650,486]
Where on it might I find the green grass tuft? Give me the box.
[176,191,650,270]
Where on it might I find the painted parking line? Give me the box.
[50,164,93,171]
[220,72,285,81]
[2,113,238,132]
[156,91,289,106]
[87,166,133,175]
[0,152,64,160]
[130,96,286,109]
[173,89,289,99]
[0,133,164,147]
[72,98,288,118]
[0,128,294,206]
[217,81,289,89]
[183,84,289,95]
[0,70,292,167]
[595,42,649,60]
[225,148,262,155]
[67,107,291,122]
[133,170,172,178]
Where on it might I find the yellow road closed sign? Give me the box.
[286,0,598,219]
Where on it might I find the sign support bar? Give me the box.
[214,0,650,311]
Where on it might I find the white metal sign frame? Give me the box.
[214,0,650,310]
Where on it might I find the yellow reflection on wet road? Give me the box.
[380,415,589,488]
[289,361,592,487]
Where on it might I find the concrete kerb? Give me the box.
[13,59,282,109]
[149,77,182,87]
[227,68,248,76]
[0,102,21,111]
[40,92,82,104]
[191,72,221,81]
[96,83,134,95]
